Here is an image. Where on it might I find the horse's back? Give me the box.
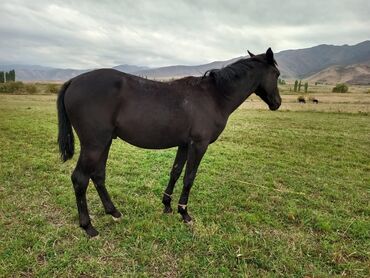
[63,69,191,148]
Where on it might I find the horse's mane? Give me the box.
[203,55,277,91]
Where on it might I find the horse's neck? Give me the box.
[218,74,259,116]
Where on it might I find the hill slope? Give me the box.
[275,40,370,78]
[307,62,370,85]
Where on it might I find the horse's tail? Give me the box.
[57,79,74,162]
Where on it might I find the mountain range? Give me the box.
[1,41,369,84]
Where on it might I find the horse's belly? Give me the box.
[115,122,188,149]
[114,98,191,149]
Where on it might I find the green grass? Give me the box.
[0,94,369,277]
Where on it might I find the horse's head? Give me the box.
[248,48,281,111]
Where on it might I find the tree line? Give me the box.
[0,70,16,83]
[293,80,309,93]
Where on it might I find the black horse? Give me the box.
[57,48,281,236]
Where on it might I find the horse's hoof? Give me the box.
[110,210,122,218]
[185,220,194,226]
[163,206,173,214]
[182,214,192,224]
[84,224,99,237]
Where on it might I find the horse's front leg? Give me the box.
[162,145,188,213]
[178,140,208,223]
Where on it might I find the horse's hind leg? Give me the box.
[72,146,105,237]
[178,141,208,223]
[162,145,188,213]
[91,140,121,220]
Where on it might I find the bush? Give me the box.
[0,81,24,94]
[45,84,60,94]
[0,81,38,94]
[332,83,348,93]
[24,84,37,94]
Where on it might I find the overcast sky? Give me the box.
[0,0,369,69]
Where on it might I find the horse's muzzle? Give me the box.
[269,102,281,111]
[269,95,281,111]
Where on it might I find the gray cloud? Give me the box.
[0,0,369,68]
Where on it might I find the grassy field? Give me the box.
[0,93,369,277]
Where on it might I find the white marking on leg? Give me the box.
[112,216,121,222]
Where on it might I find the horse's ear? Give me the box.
[247,50,255,57]
[266,47,274,65]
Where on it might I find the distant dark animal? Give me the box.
[298,98,306,103]
[313,99,319,104]
[57,48,281,236]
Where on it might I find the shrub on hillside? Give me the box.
[332,83,348,93]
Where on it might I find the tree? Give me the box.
[332,83,348,93]
[294,80,298,92]
[5,71,10,82]
[278,78,286,85]
[298,80,302,92]
[304,82,308,93]
[1,70,16,82]
[9,70,15,81]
